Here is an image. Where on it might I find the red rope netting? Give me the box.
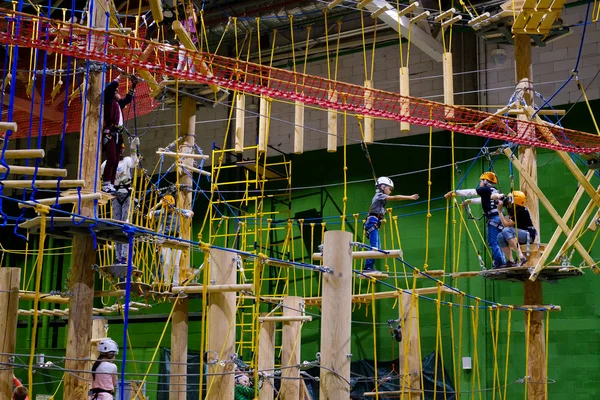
[0,11,599,153]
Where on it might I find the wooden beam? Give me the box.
[64,3,107,398]
[258,96,270,153]
[0,268,20,399]
[399,67,410,132]
[320,231,352,399]
[364,80,374,143]
[312,249,402,260]
[234,93,245,153]
[504,148,595,268]
[18,192,100,208]
[20,291,70,304]
[399,290,422,398]
[171,284,253,294]
[149,0,164,23]
[1,149,45,159]
[554,190,600,262]
[170,298,189,400]
[90,318,107,361]
[280,296,303,399]
[4,179,84,190]
[156,149,209,160]
[0,122,17,132]
[443,52,454,119]
[259,316,312,323]
[327,91,338,152]
[258,314,275,400]
[294,100,305,154]
[0,165,67,177]
[206,247,237,399]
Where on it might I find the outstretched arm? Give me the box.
[387,194,419,201]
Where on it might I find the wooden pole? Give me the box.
[514,33,546,400]
[0,268,20,399]
[258,314,275,400]
[170,298,189,400]
[258,95,270,153]
[235,93,245,153]
[327,91,338,152]
[280,296,303,399]
[64,2,108,398]
[364,80,374,143]
[319,230,352,399]
[206,247,237,400]
[399,67,410,132]
[294,100,305,154]
[398,292,421,399]
[170,95,197,400]
[442,52,454,119]
[90,318,108,361]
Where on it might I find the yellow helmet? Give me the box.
[511,190,526,207]
[162,195,175,206]
[479,171,498,184]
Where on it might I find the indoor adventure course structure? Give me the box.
[0,0,599,399]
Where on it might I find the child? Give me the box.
[12,374,28,400]
[89,339,119,400]
[101,137,139,264]
[148,195,194,286]
[176,3,198,73]
[497,191,537,267]
[234,373,255,400]
[102,74,137,193]
[364,177,419,273]
[445,172,506,268]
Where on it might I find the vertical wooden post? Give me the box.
[443,52,454,119]
[320,231,352,399]
[399,67,410,133]
[235,93,245,153]
[64,2,108,398]
[327,91,338,152]
[280,296,303,399]
[515,33,545,400]
[398,292,421,399]
[258,95,270,153]
[294,100,304,154]
[171,95,197,400]
[258,315,275,400]
[206,248,237,400]
[90,318,108,362]
[364,80,374,143]
[171,298,189,400]
[0,268,20,398]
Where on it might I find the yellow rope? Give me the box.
[545,311,550,400]
[574,73,600,135]
[371,283,380,400]
[524,309,532,400]
[342,109,348,231]
[424,110,433,271]
[503,306,513,400]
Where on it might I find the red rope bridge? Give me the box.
[1,11,599,154]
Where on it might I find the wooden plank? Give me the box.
[258,95,270,152]
[19,193,100,208]
[320,231,353,399]
[398,291,421,399]
[0,165,67,177]
[149,0,164,23]
[294,100,305,154]
[206,247,237,400]
[1,149,45,159]
[443,52,454,119]
[91,318,107,361]
[364,80,374,143]
[170,298,189,400]
[327,91,338,152]
[258,314,275,400]
[171,284,253,293]
[554,192,599,260]
[5,179,84,190]
[399,67,410,132]
[0,268,20,400]
[235,93,245,153]
[0,122,17,132]
[280,296,303,399]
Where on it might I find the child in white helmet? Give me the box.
[364,177,419,273]
[89,339,119,400]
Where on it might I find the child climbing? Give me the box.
[102,73,137,193]
[234,373,257,400]
[148,195,194,286]
[12,374,28,400]
[364,177,419,273]
[89,339,118,400]
[101,136,140,264]
[176,3,198,73]
[445,172,506,268]
[497,190,537,267]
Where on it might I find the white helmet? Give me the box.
[376,176,394,189]
[98,338,119,355]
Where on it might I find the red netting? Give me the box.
[1,11,599,154]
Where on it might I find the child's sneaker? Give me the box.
[102,183,116,193]
[363,267,378,274]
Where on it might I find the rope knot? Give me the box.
[34,204,50,215]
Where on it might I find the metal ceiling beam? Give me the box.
[363,0,444,62]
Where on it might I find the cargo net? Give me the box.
[1,11,600,153]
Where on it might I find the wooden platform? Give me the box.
[21,217,190,249]
[452,265,583,282]
[98,264,142,280]
[359,271,389,280]
[115,281,151,297]
[155,79,229,107]
[236,160,288,181]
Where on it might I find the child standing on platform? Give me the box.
[364,177,419,273]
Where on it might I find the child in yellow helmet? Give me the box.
[445,171,506,268]
[497,191,537,267]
